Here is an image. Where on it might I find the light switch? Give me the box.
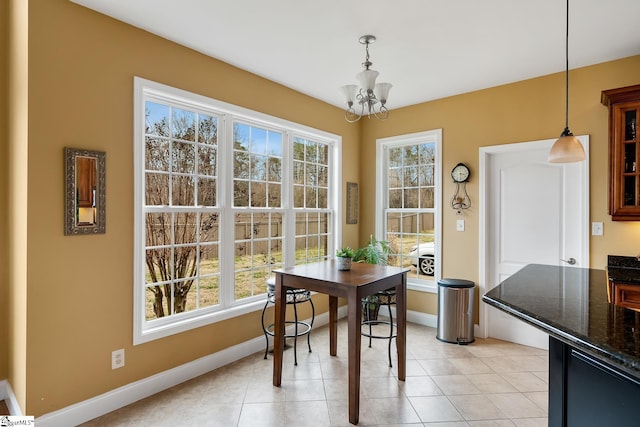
[592,222,603,236]
[456,219,465,232]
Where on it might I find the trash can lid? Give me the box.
[438,278,474,288]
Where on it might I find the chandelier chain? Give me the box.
[363,41,371,70]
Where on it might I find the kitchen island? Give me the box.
[483,264,640,427]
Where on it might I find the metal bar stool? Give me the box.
[262,277,315,365]
[361,288,397,367]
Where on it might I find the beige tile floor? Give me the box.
[81,319,548,426]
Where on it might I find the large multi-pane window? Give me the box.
[134,78,339,343]
[377,130,441,291]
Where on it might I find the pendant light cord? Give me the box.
[564,0,569,130]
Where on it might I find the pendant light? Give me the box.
[548,0,585,163]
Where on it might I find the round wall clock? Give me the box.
[451,163,470,183]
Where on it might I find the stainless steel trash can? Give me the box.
[436,278,475,344]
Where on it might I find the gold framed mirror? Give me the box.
[64,147,106,235]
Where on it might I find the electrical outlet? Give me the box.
[592,222,603,236]
[112,349,125,370]
[456,219,465,232]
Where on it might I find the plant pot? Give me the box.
[337,257,352,271]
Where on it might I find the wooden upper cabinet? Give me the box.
[602,84,640,220]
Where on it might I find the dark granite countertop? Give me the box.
[483,264,640,379]
[608,267,640,285]
[607,255,640,285]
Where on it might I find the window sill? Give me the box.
[135,298,266,345]
[408,280,437,294]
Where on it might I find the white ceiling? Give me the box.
[70,0,640,109]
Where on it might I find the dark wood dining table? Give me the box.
[272,260,408,425]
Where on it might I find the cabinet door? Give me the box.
[613,282,640,310]
[567,349,640,427]
[550,337,640,427]
[610,105,640,218]
[620,108,638,205]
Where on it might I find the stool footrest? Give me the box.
[264,320,312,338]
[361,320,397,340]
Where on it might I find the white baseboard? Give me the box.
[380,305,437,329]
[35,306,346,427]
[0,379,22,416]
[406,309,437,328]
[28,306,437,426]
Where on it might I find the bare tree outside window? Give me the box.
[144,102,220,319]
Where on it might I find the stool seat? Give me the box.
[266,277,312,303]
[374,288,397,305]
[262,277,314,365]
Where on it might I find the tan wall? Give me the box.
[7,0,640,418]
[16,0,359,416]
[361,55,640,318]
[7,0,30,408]
[0,0,9,382]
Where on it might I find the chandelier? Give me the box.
[340,35,392,122]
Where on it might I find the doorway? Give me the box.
[479,136,589,349]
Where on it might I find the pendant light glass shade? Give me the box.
[548,127,585,163]
[375,82,393,103]
[356,69,379,92]
[340,84,358,105]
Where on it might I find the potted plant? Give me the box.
[335,246,355,271]
[353,235,392,321]
[352,235,391,266]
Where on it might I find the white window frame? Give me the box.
[375,129,442,293]
[133,77,341,344]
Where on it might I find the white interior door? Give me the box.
[480,137,589,350]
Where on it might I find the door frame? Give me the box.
[478,136,590,340]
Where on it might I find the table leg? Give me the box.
[396,276,407,381]
[347,290,362,425]
[272,274,286,387]
[329,295,338,356]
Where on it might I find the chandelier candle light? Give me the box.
[341,35,392,122]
